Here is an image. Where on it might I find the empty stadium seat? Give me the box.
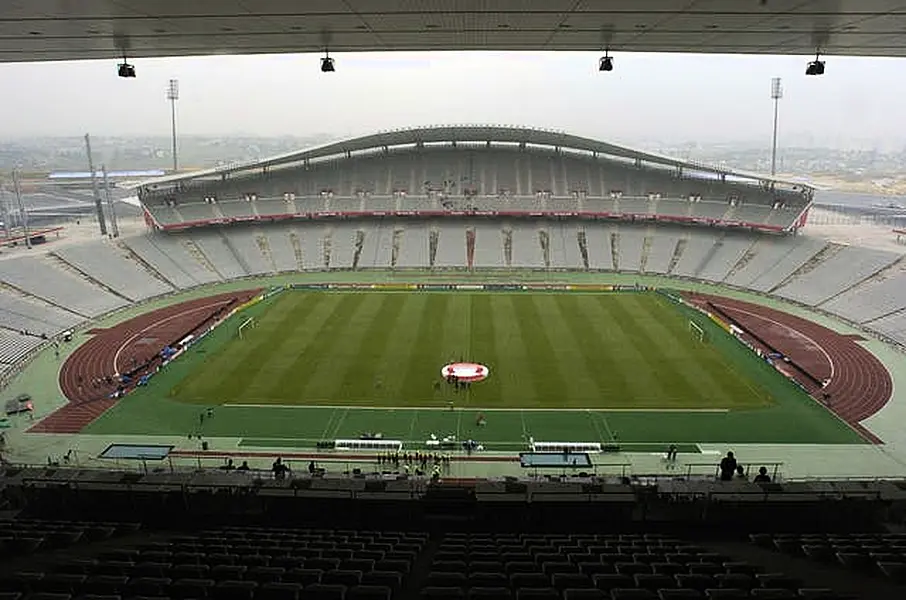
[346,585,392,600]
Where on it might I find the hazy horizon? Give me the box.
[0,51,904,149]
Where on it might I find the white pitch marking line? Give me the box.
[229,403,730,413]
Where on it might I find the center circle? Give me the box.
[441,362,490,383]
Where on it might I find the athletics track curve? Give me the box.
[684,293,893,444]
[31,289,260,434]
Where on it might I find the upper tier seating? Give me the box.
[142,147,808,230]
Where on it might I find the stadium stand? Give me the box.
[585,225,615,270]
[139,128,811,236]
[356,221,386,269]
[264,226,301,272]
[616,228,645,272]
[54,241,174,301]
[559,222,584,269]
[671,231,719,279]
[817,259,906,323]
[695,234,754,283]
[219,228,274,275]
[511,227,543,269]
[773,246,901,306]
[0,291,82,335]
[397,224,430,269]
[0,256,127,318]
[0,329,43,374]
[473,223,504,269]
[3,467,906,600]
[742,238,830,293]
[638,228,668,274]
[122,233,221,288]
[328,222,359,269]
[750,532,906,589]
[435,222,466,268]
[189,229,250,279]
[864,311,906,347]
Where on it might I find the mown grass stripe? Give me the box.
[488,294,538,405]
[238,293,339,399]
[585,296,671,403]
[511,295,569,404]
[273,293,367,396]
[400,294,451,405]
[302,294,390,400]
[553,294,629,402]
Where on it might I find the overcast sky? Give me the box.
[0,51,903,148]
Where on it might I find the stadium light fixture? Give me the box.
[167,79,179,172]
[117,52,136,78]
[805,52,825,76]
[598,51,614,72]
[321,51,335,72]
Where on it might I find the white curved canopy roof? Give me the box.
[2,0,905,63]
[137,124,811,191]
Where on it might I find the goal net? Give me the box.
[689,320,707,343]
[237,317,256,340]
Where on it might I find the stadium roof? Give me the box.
[136,125,811,191]
[3,0,906,63]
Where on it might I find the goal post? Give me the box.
[237,317,256,340]
[689,320,707,343]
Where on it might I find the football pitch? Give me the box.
[85,289,866,448]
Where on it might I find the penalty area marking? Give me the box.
[228,403,729,413]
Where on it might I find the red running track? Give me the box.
[31,289,260,434]
[684,292,893,444]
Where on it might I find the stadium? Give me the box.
[5,128,906,590]
[2,123,905,473]
[6,2,906,595]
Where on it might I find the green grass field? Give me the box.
[172,291,771,410]
[83,289,867,448]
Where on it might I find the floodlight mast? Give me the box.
[11,169,30,248]
[167,79,179,172]
[770,77,783,176]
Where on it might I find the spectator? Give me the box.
[666,444,678,461]
[753,466,771,483]
[220,458,235,471]
[719,451,737,481]
[308,460,316,474]
[272,457,289,480]
[735,465,747,480]
[236,461,250,471]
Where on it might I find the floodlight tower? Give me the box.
[770,77,783,176]
[167,79,179,172]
